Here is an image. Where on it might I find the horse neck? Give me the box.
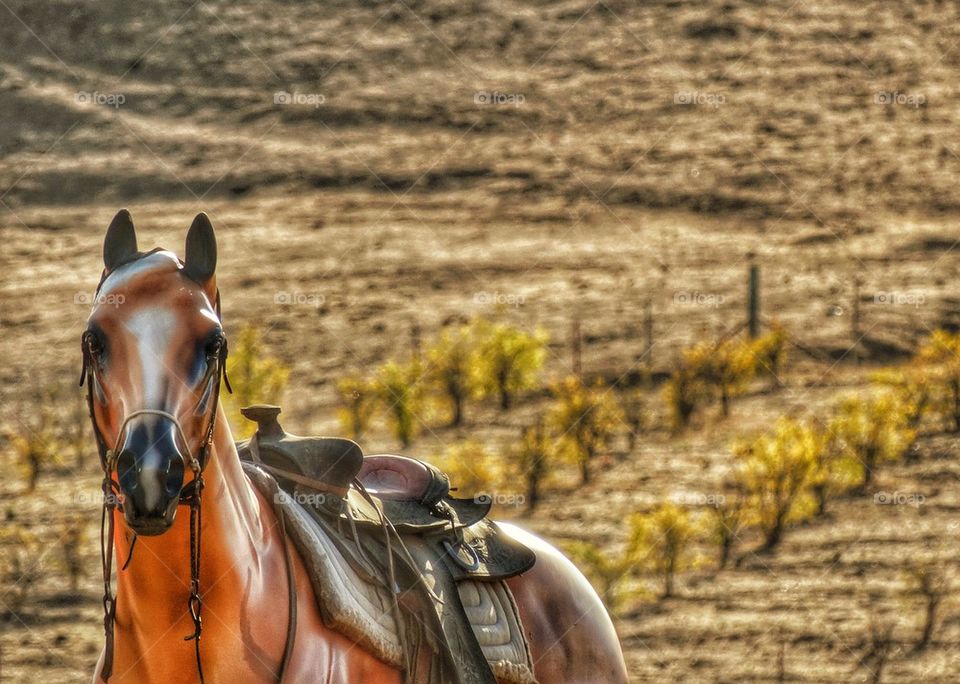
[113,405,268,627]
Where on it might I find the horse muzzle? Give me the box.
[115,420,186,535]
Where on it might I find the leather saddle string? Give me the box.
[352,482,411,673]
[349,480,471,681]
[352,480,446,604]
[349,479,460,679]
[344,506,381,582]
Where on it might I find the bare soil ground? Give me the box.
[3,0,960,681]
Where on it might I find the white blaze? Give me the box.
[127,308,175,409]
[125,307,175,511]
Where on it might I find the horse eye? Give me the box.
[205,333,224,358]
[84,330,105,358]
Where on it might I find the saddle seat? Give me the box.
[358,454,450,504]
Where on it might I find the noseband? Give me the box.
[106,408,205,476]
[80,289,230,683]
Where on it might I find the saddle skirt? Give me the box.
[243,463,537,684]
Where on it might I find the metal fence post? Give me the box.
[748,258,760,339]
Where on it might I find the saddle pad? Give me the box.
[243,464,536,684]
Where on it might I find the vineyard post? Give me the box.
[747,257,760,339]
[852,278,862,364]
[643,298,654,366]
[571,315,582,378]
[410,319,422,362]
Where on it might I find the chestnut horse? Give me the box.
[83,210,627,683]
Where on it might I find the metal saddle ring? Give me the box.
[443,538,481,572]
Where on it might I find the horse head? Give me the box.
[81,209,228,536]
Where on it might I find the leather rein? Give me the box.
[80,281,296,683]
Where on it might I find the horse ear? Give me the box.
[183,212,217,286]
[104,209,138,271]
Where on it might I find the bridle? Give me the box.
[80,273,231,683]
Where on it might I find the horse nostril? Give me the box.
[116,449,140,491]
[165,456,185,498]
[116,446,184,500]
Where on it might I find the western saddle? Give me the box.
[236,405,536,684]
